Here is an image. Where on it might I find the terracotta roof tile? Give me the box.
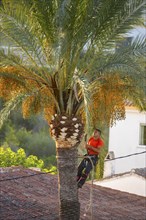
[0,167,146,220]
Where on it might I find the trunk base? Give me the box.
[60,199,80,220]
[57,147,80,220]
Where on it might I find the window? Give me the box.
[139,124,146,145]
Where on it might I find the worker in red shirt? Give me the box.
[77,128,104,188]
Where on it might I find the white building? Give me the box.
[94,104,146,197]
[106,104,146,175]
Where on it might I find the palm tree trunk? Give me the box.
[56,146,80,220]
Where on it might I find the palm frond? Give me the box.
[81,35,146,85]
[0,63,50,89]
[0,48,34,74]
[101,41,146,83]
[72,73,91,133]
[0,71,25,84]
[92,0,145,49]
[129,35,146,56]
[0,93,26,129]
[0,2,53,82]
[30,0,58,43]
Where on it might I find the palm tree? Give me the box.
[0,0,146,219]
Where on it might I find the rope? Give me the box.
[104,151,146,162]
[56,150,146,160]
[82,155,94,220]
[0,170,57,182]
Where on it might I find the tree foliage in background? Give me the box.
[0,98,57,168]
[3,123,56,156]
[0,98,56,157]
[0,146,44,168]
[0,145,57,173]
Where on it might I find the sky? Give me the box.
[127,26,146,39]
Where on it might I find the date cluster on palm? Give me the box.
[50,114,84,148]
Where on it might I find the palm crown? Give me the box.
[0,0,146,142]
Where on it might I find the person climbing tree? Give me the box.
[77,129,104,188]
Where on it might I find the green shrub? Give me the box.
[0,146,44,170]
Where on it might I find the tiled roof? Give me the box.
[0,167,146,220]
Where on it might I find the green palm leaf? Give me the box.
[0,0,145,127]
[0,93,26,128]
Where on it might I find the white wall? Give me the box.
[94,174,146,197]
[108,109,146,174]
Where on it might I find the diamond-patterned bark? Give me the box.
[50,114,84,148]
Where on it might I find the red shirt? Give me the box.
[87,137,104,155]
